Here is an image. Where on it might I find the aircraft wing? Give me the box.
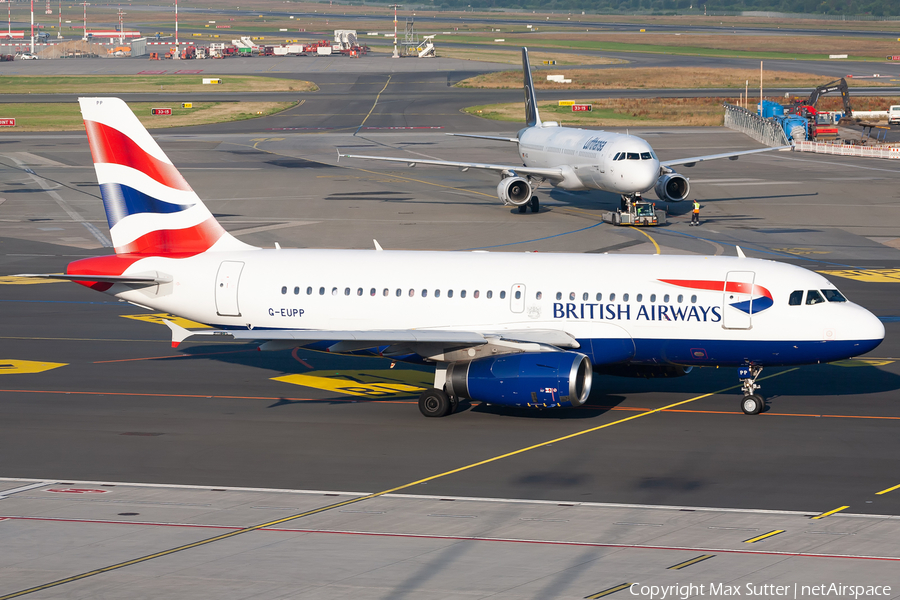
[164,321,580,351]
[660,146,792,168]
[446,133,520,143]
[338,152,565,180]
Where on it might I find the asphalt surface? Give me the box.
[0,52,899,596]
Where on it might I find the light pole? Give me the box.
[57,0,61,39]
[30,0,34,54]
[81,2,88,41]
[175,0,178,48]
[390,4,399,58]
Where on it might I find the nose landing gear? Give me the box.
[739,364,764,415]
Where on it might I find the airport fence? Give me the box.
[723,103,789,148]
[794,141,900,160]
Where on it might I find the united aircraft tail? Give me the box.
[79,97,253,256]
[522,47,541,128]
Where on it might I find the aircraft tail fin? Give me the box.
[78,97,254,256]
[522,47,541,127]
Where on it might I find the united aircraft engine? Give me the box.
[654,172,691,203]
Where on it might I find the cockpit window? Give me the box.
[612,152,621,160]
[806,290,825,305]
[650,151,658,160]
[788,290,803,306]
[822,289,847,302]
[616,153,626,161]
[640,152,652,160]
[626,152,639,160]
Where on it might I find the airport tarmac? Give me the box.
[1,60,900,597]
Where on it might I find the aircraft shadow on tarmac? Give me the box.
[169,345,900,418]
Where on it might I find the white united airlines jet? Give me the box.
[19,98,882,418]
[340,47,786,213]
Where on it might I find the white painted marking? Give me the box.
[707,181,802,186]
[0,481,54,499]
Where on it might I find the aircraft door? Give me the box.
[215,261,244,317]
[510,283,525,313]
[723,271,754,330]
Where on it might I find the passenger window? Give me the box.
[691,295,697,303]
[677,294,683,303]
[640,152,652,160]
[623,293,630,302]
[536,291,542,300]
[514,290,521,300]
[307,287,313,295]
[332,287,338,296]
[435,290,441,298]
[448,290,454,298]
[344,288,351,296]
[806,290,825,305]
[789,290,803,305]
[281,286,287,295]
[500,291,506,299]
[396,289,402,297]
[664,294,669,303]
[371,288,376,296]
[569,292,576,301]
[627,152,639,160]
[474,290,480,298]
[636,293,642,302]
[609,293,616,301]
[583,292,589,301]
[319,287,325,295]
[556,292,562,300]
[356,288,362,296]
[383,289,389,297]
[293,286,299,295]
[409,289,414,297]
[422,289,428,298]
[822,289,847,302]
[650,294,656,302]
[487,290,493,299]
[461,290,466,298]
[596,293,602,301]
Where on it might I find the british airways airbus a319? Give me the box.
[19,98,882,418]
[340,47,788,213]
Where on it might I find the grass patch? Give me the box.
[458,67,899,90]
[444,34,895,62]
[0,75,316,94]
[434,47,626,66]
[0,101,298,132]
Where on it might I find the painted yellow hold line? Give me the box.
[812,506,849,520]
[585,583,634,598]
[743,529,785,543]
[876,483,900,496]
[668,554,715,570]
[628,225,661,255]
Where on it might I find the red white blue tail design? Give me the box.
[80,97,253,256]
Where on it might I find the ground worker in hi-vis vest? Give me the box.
[690,200,701,226]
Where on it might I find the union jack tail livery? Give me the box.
[80,97,253,256]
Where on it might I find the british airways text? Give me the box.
[553,302,722,322]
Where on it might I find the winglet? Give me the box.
[736,246,746,258]
[163,319,195,348]
[373,239,384,251]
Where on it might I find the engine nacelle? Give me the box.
[595,365,693,379]
[654,173,690,202]
[446,351,592,408]
[496,177,532,206]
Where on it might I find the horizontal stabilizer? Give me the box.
[16,272,171,284]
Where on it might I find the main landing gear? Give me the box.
[418,388,459,418]
[739,364,765,415]
[517,196,540,214]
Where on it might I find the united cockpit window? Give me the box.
[806,290,825,305]
[789,290,803,306]
[822,289,847,302]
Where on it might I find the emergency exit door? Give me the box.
[510,284,526,313]
[722,271,755,330]
[215,261,244,317]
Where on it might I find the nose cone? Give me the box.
[843,304,885,357]
[639,160,661,192]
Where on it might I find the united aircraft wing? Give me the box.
[660,146,792,169]
[338,152,565,181]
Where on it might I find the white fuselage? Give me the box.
[517,124,660,194]
[95,249,883,369]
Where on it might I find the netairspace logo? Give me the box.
[628,583,892,600]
